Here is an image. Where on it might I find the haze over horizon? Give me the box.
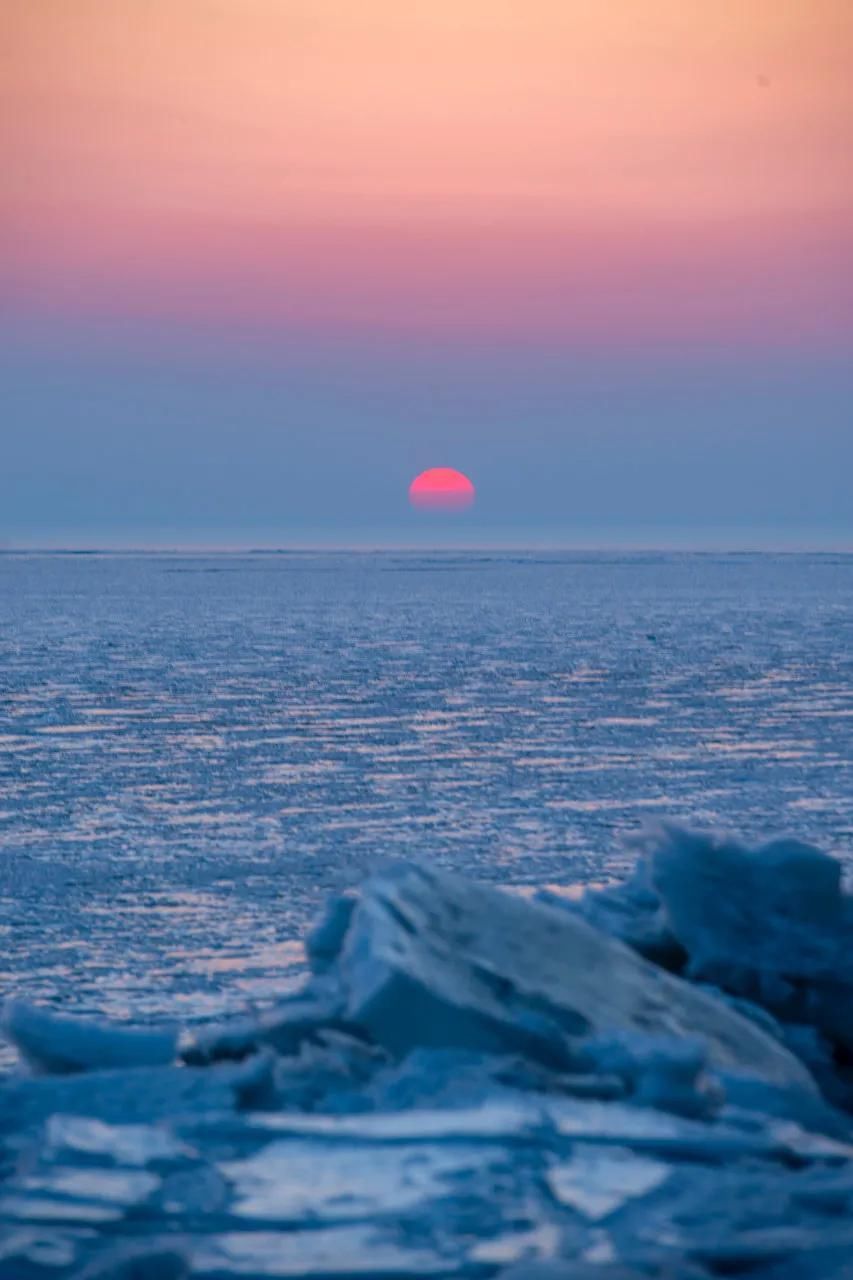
[3,1,851,547]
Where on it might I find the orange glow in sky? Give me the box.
[2,1,851,346]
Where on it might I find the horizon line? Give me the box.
[2,543,852,557]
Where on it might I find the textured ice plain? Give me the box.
[2,551,852,1051]
[2,826,853,1279]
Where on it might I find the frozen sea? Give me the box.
[1,550,851,1060]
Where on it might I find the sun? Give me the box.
[408,467,475,511]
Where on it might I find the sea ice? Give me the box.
[2,826,852,1278]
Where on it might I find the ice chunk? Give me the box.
[546,1145,671,1220]
[689,1224,853,1270]
[20,1167,160,1205]
[762,1120,853,1164]
[467,1222,564,1267]
[365,1046,548,1111]
[496,1265,653,1279]
[189,1227,458,1277]
[0,1226,93,1274]
[2,1001,177,1075]
[306,894,357,974]
[218,1138,511,1222]
[69,1243,189,1279]
[245,1098,541,1142]
[645,825,853,1051]
[553,1074,627,1101]
[715,1071,853,1142]
[0,1054,272,1135]
[180,988,345,1067]
[335,861,815,1091]
[0,1193,124,1224]
[0,1167,159,1234]
[539,859,684,971]
[544,1096,782,1162]
[578,1033,722,1118]
[263,1031,386,1114]
[611,1157,853,1275]
[44,1114,190,1166]
[179,1016,268,1067]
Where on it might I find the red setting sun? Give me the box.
[408,468,476,511]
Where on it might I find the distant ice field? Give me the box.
[1,551,851,1055]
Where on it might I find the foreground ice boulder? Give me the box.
[2,823,852,1278]
[328,860,815,1094]
[548,825,853,1107]
[649,827,853,1051]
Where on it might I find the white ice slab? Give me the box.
[219,1139,508,1222]
[546,1145,671,1220]
[190,1226,459,1277]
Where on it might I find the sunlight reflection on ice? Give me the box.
[1,550,850,1042]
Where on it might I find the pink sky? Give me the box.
[2,0,852,347]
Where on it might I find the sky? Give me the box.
[2,0,851,547]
